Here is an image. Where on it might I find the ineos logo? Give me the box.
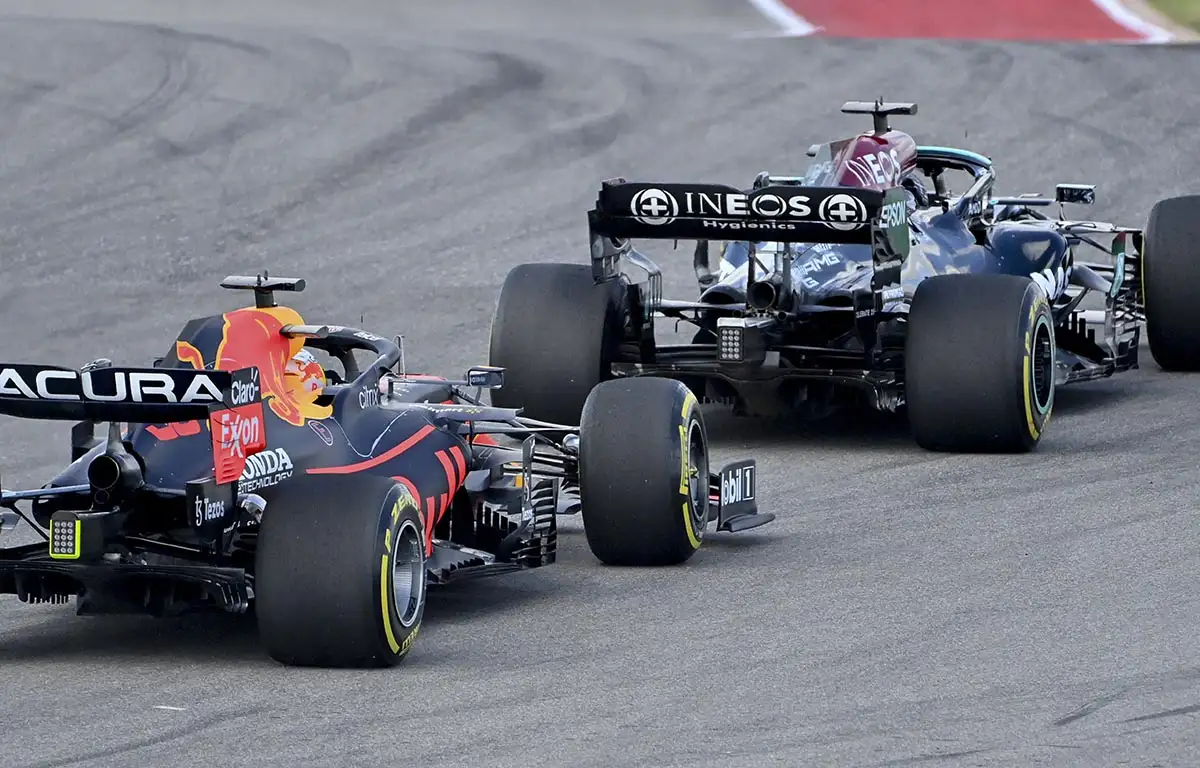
[819,194,869,231]
[630,188,679,226]
[682,191,813,220]
[846,148,904,187]
[749,193,787,217]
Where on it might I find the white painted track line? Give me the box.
[742,0,1184,43]
[742,0,817,37]
[1090,0,1179,42]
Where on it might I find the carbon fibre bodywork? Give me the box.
[0,276,766,620]
[0,294,549,615]
[585,102,1144,420]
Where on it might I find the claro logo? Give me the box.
[229,368,260,407]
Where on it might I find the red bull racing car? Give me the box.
[0,275,772,668]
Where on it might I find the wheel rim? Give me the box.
[1031,317,1054,414]
[685,419,709,531]
[392,518,425,628]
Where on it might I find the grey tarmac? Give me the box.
[1,1,1199,766]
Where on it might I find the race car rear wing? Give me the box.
[0,363,259,424]
[587,178,911,305]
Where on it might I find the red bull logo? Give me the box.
[175,307,331,427]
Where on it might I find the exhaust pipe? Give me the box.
[746,279,780,311]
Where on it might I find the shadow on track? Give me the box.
[0,579,552,665]
[701,405,914,451]
[0,609,267,664]
[422,578,556,624]
[1051,377,1141,416]
[700,374,1135,450]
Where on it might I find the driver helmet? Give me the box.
[284,348,326,397]
[901,174,930,211]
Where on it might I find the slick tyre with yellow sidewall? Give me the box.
[578,378,709,566]
[255,475,426,668]
[906,273,1055,453]
[1143,194,1200,371]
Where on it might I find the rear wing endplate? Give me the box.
[587,178,911,299]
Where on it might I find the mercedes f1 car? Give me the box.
[0,275,772,668]
[489,99,1199,452]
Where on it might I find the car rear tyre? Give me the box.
[1144,194,1200,371]
[488,263,627,426]
[906,273,1055,453]
[578,378,709,566]
[255,475,426,668]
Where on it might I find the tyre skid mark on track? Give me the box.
[1028,108,1145,156]
[222,50,546,245]
[0,77,56,132]
[397,49,649,207]
[3,6,1200,767]
[0,181,163,250]
[28,706,268,768]
[406,42,633,180]
[0,20,360,243]
[1123,702,1200,722]
[877,747,992,766]
[133,22,274,58]
[1,29,194,185]
[1052,689,1126,726]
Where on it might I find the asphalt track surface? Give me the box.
[2,2,1200,766]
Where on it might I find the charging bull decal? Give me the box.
[174,306,332,427]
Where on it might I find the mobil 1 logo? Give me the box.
[718,459,756,517]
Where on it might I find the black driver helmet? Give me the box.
[901,173,930,210]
